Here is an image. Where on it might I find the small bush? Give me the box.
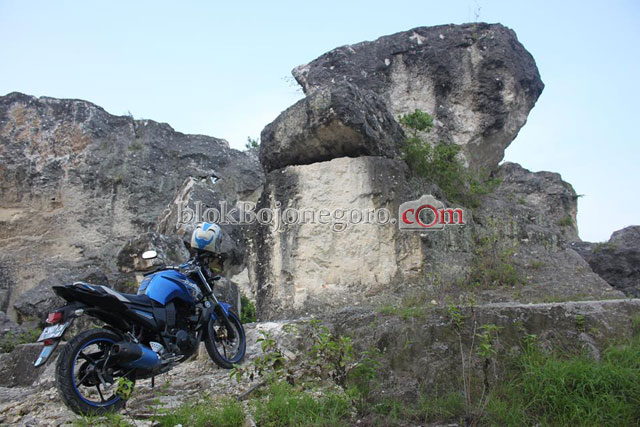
[240,294,256,323]
[557,215,574,227]
[399,109,500,207]
[245,136,260,150]
[154,397,245,427]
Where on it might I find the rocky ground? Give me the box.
[2,298,639,426]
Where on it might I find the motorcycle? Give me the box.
[32,248,246,415]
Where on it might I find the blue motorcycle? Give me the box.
[32,224,246,415]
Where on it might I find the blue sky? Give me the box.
[1,0,638,242]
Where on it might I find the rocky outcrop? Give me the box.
[0,92,263,319]
[250,157,622,320]
[13,269,108,323]
[250,25,618,320]
[572,226,640,297]
[470,162,622,303]
[259,82,406,172]
[293,23,544,172]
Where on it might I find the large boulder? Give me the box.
[0,92,264,317]
[259,82,406,172]
[293,23,544,172]
[572,226,640,297]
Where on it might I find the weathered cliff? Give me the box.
[0,92,263,320]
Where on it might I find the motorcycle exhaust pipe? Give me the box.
[111,341,160,370]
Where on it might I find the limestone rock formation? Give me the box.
[293,23,544,172]
[249,25,619,320]
[572,226,640,297]
[249,156,428,320]
[0,92,263,319]
[259,82,406,172]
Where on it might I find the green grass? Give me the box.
[253,381,352,427]
[377,291,434,320]
[348,337,640,426]
[73,413,133,426]
[486,337,640,426]
[154,397,245,427]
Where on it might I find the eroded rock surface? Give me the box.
[259,82,405,172]
[249,156,429,320]
[293,23,544,172]
[0,92,263,319]
[572,226,640,297]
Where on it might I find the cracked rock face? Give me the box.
[249,156,421,320]
[0,92,263,319]
[293,23,544,172]
[259,82,406,172]
[572,226,640,297]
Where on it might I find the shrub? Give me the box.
[240,294,256,323]
[398,109,500,207]
[245,136,260,150]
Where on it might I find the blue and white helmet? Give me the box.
[190,222,223,254]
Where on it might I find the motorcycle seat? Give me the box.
[122,293,153,306]
[72,282,153,306]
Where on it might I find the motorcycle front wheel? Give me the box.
[203,310,246,369]
[55,328,134,415]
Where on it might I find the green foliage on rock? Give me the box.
[240,294,256,324]
[0,328,42,353]
[398,109,500,207]
[470,233,521,288]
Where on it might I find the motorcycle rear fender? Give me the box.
[33,302,86,368]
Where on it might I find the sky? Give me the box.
[1,0,638,242]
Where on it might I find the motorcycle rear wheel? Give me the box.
[56,328,134,415]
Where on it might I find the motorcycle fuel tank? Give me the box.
[138,270,198,305]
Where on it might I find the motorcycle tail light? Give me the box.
[46,311,63,324]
